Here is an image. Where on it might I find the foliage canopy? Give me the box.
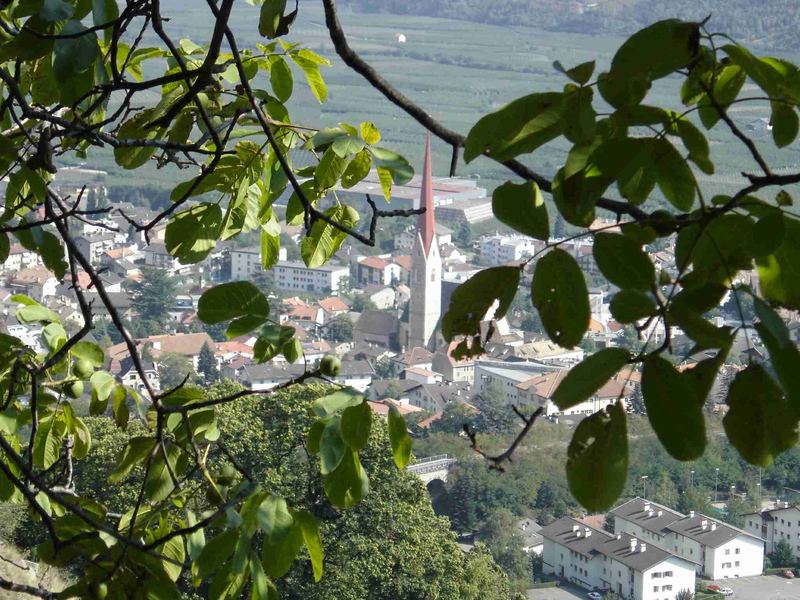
[0,0,799,597]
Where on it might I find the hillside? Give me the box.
[355,0,800,51]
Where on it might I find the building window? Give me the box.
[653,587,659,592]
[735,548,740,554]
[735,561,740,567]
[652,573,662,578]
[664,571,673,577]
[663,585,673,591]
[725,549,731,555]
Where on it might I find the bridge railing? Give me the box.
[406,454,457,475]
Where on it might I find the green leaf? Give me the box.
[668,303,733,349]
[16,303,60,324]
[71,341,105,366]
[376,167,393,202]
[198,282,269,325]
[360,121,381,145]
[33,415,63,469]
[319,419,346,475]
[259,0,289,38]
[53,21,99,81]
[306,421,325,454]
[145,446,179,503]
[196,529,239,579]
[441,266,520,343]
[593,233,655,291]
[114,109,165,169]
[465,92,563,163]
[112,385,130,429]
[291,54,327,103]
[263,521,303,579]
[40,0,74,22]
[753,297,800,413]
[258,496,294,542]
[315,147,351,192]
[561,85,595,145]
[747,212,785,258]
[553,348,630,410]
[566,402,628,512]
[340,400,372,451]
[90,371,115,403]
[553,60,595,85]
[491,181,549,241]
[653,138,696,211]
[724,364,799,467]
[300,206,359,268]
[697,64,745,129]
[295,510,323,581]
[756,216,800,309]
[771,102,799,147]
[165,203,222,264]
[370,147,414,185]
[323,449,370,508]
[250,556,278,600]
[282,338,303,364]
[388,406,412,469]
[600,19,699,108]
[312,389,363,418]
[609,290,657,323]
[531,249,590,348]
[642,356,705,461]
[42,322,67,353]
[341,149,372,189]
[269,55,293,103]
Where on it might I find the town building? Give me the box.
[542,516,696,600]
[516,368,631,417]
[406,133,442,352]
[611,498,764,580]
[479,234,543,266]
[270,261,350,294]
[743,502,800,559]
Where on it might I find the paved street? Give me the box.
[723,574,800,599]
[526,583,587,600]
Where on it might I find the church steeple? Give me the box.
[406,131,442,352]
[417,131,435,255]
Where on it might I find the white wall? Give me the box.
[706,535,764,579]
[638,557,695,600]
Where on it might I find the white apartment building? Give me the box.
[479,234,543,266]
[611,498,764,580]
[229,246,288,280]
[743,502,800,559]
[542,517,696,600]
[271,261,350,294]
[473,361,555,404]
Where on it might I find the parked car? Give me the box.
[718,587,734,596]
[707,585,721,592]
[783,570,796,579]
[587,593,603,600]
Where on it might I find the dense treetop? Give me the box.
[0,0,800,598]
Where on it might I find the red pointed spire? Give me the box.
[418,131,435,255]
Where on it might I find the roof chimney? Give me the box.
[644,502,651,512]
[585,527,592,538]
[573,524,580,533]
[689,510,695,518]
[576,530,583,538]
[640,543,647,553]
[657,510,663,517]
[711,522,717,531]
[701,519,708,530]
[630,538,637,552]
[616,533,622,540]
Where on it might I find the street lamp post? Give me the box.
[690,470,695,490]
[757,482,762,507]
[714,468,719,503]
[730,485,736,500]
[641,475,649,499]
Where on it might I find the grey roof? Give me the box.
[243,359,373,383]
[666,514,762,548]
[743,503,799,521]
[541,517,690,572]
[612,497,763,548]
[354,310,399,336]
[517,518,544,548]
[610,497,683,536]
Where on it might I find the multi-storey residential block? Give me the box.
[611,498,764,580]
[743,502,800,559]
[542,516,696,600]
[270,261,350,294]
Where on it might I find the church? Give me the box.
[401,132,443,352]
